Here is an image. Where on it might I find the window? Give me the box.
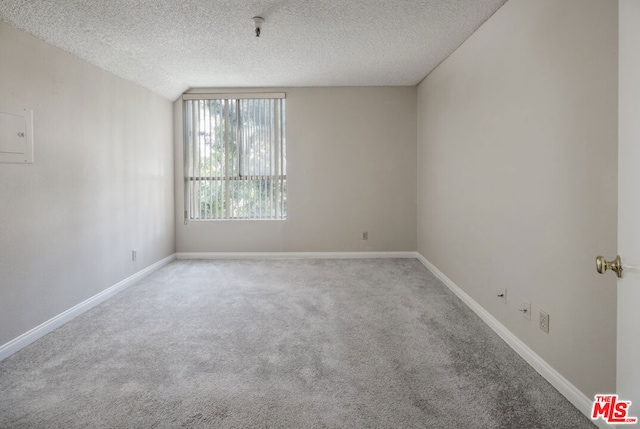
[183,94,286,221]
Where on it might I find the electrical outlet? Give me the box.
[520,301,531,320]
[497,288,507,304]
[132,249,137,261]
[539,310,549,333]
[362,231,368,240]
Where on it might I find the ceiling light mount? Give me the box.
[253,16,264,37]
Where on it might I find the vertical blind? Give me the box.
[183,94,286,221]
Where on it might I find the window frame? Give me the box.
[182,93,286,222]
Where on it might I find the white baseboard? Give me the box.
[415,253,610,429]
[0,250,608,428]
[176,251,418,260]
[0,253,176,362]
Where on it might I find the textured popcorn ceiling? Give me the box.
[0,0,506,100]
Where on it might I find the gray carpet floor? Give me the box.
[0,259,595,428]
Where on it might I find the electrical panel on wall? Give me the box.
[0,106,34,163]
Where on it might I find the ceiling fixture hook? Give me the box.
[253,16,264,37]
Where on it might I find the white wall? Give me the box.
[0,23,175,346]
[174,87,417,253]
[417,0,617,398]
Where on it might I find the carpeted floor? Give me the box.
[0,259,595,428]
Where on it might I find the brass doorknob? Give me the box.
[596,255,623,278]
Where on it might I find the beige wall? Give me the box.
[175,87,417,253]
[0,23,175,346]
[417,0,617,398]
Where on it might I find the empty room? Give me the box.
[1,0,639,428]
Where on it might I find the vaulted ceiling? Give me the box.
[0,0,507,100]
